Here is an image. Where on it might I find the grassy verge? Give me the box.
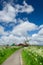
[0,46,21,65]
[22,46,43,65]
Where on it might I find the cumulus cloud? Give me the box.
[30,28,43,45]
[0,26,10,36]
[0,3,17,22]
[0,1,34,22]
[15,1,34,13]
[0,34,26,45]
[38,28,43,35]
[0,1,43,45]
[39,25,43,29]
[0,24,43,45]
[0,0,35,45]
[0,26,4,35]
[0,19,38,45]
[12,20,37,36]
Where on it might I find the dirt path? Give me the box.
[2,49,22,65]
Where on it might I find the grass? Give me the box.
[0,46,21,65]
[22,46,43,65]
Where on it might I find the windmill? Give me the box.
[23,33,31,46]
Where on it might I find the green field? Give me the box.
[22,46,43,65]
[0,46,20,65]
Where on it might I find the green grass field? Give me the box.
[22,46,43,65]
[0,46,20,65]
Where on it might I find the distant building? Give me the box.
[18,43,29,47]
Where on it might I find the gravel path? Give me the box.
[2,49,22,65]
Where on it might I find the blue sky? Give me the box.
[0,0,43,45]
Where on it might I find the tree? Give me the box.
[11,43,16,46]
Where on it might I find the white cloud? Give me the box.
[39,25,43,29]
[0,34,26,45]
[0,26,10,36]
[32,34,38,37]
[30,28,43,45]
[0,4,17,22]
[29,40,39,45]
[0,26,4,35]
[0,19,38,45]
[0,1,34,22]
[38,28,43,35]
[12,20,37,36]
[15,1,34,13]
[1,1,43,45]
[0,24,43,45]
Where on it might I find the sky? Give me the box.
[0,0,43,45]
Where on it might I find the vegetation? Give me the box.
[0,46,21,65]
[22,46,43,65]
[11,43,16,46]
